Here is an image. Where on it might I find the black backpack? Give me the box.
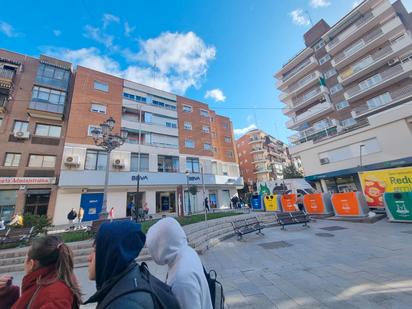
[99,262,181,309]
[203,266,225,309]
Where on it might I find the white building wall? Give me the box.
[53,191,81,225]
[107,191,127,218]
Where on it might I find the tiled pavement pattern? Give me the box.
[8,219,412,308]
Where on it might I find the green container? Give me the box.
[384,192,412,222]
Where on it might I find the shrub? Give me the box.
[23,213,53,234]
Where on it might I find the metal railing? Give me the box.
[0,68,14,80]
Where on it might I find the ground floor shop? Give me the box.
[0,177,58,222]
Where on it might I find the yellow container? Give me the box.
[264,194,280,211]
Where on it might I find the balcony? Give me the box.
[277,56,318,90]
[121,119,179,136]
[35,75,70,91]
[338,34,412,85]
[288,119,339,145]
[27,100,64,120]
[325,1,392,55]
[351,83,412,119]
[250,147,265,154]
[0,95,8,114]
[0,68,15,89]
[344,60,412,102]
[286,100,334,130]
[252,158,266,164]
[253,168,271,174]
[331,17,403,69]
[287,86,329,113]
[248,137,265,144]
[279,71,322,102]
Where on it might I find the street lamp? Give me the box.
[91,117,128,219]
[359,144,365,168]
[185,170,192,215]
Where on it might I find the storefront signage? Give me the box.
[188,176,200,181]
[358,167,412,208]
[0,177,56,185]
[131,175,148,181]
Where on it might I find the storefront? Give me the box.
[0,190,17,222]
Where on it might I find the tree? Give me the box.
[283,163,303,179]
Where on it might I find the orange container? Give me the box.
[281,194,298,212]
[304,193,325,214]
[331,192,369,217]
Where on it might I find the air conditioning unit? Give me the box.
[13,131,30,139]
[64,155,80,167]
[388,58,399,66]
[113,158,125,169]
[320,157,330,165]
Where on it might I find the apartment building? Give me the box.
[236,129,290,185]
[0,49,72,221]
[54,66,242,224]
[275,0,412,192]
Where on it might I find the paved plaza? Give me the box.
[8,218,412,308]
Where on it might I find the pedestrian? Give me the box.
[67,208,77,225]
[0,235,82,309]
[108,207,115,220]
[78,207,84,224]
[83,221,155,308]
[146,218,213,309]
[8,212,23,227]
[231,194,239,209]
[0,219,5,231]
[204,197,209,211]
[127,201,134,217]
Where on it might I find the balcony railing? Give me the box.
[35,75,70,90]
[280,56,317,85]
[288,119,339,145]
[287,71,319,93]
[286,101,333,129]
[291,86,328,109]
[0,68,14,80]
[345,60,412,100]
[29,100,64,114]
[351,83,412,118]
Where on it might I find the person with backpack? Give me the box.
[67,208,77,224]
[0,235,82,309]
[84,220,180,309]
[146,218,212,309]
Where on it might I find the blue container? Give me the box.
[251,193,263,210]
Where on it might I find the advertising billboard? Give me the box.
[359,167,412,208]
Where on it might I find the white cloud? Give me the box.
[53,30,62,37]
[310,0,331,8]
[289,9,310,26]
[205,89,226,102]
[43,31,216,95]
[124,22,135,37]
[234,124,257,136]
[102,13,120,29]
[84,25,114,48]
[0,21,22,38]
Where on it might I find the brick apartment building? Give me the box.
[53,66,242,224]
[235,129,290,186]
[0,49,72,221]
[275,0,412,192]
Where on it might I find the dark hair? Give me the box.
[28,236,82,306]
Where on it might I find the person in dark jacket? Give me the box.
[84,220,155,308]
[67,208,77,224]
[0,236,82,309]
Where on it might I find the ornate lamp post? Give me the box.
[91,117,128,219]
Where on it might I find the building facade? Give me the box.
[0,49,72,221]
[54,66,242,224]
[275,0,412,192]
[236,129,290,185]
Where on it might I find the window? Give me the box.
[28,155,56,168]
[184,122,192,130]
[314,40,325,51]
[123,92,147,103]
[186,157,200,173]
[212,131,217,138]
[335,100,349,111]
[144,112,153,124]
[152,100,165,108]
[166,122,177,128]
[158,155,179,173]
[226,151,234,158]
[85,150,107,170]
[185,139,195,148]
[13,121,29,133]
[37,63,69,81]
[367,92,391,109]
[130,153,149,172]
[223,123,229,129]
[352,56,373,73]
[90,103,107,114]
[183,105,192,112]
[319,54,331,65]
[200,109,209,117]
[324,68,337,79]
[359,74,382,91]
[204,143,212,151]
[35,124,61,137]
[330,83,343,95]
[87,125,102,136]
[224,136,232,143]
[4,153,21,167]
[341,117,357,128]
[32,86,66,105]
[344,39,364,57]
[94,81,109,92]
[202,126,210,133]
[213,146,217,153]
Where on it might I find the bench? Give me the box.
[0,226,35,246]
[231,217,264,240]
[276,211,310,230]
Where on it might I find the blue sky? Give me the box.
[1,0,411,143]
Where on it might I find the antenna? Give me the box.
[304,10,313,26]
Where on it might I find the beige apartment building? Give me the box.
[275,0,412,192]
[236,129,290,185]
